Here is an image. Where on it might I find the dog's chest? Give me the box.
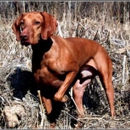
[42,51,67,75]
[33,49,67,86]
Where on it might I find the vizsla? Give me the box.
[12,11,115,127]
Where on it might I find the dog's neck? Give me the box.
[31,37,53,52]
[31,37,53,72]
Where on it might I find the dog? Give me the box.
[12,11,115,127]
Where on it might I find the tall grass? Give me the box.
[0,2,130,24]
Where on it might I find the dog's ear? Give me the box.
[40,12,58,40]
[12,14,24,41]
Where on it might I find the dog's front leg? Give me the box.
[42,97,52,115]
[42,97,56,128]
[54,70,78,102]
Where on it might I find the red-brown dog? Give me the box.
[12,12,115,127]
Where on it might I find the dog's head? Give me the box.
[12,12,58,46]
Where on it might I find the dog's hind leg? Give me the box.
[100,74,115,117]
[73,79,91,116]
[73,65,97,116]
[97,58,115,118]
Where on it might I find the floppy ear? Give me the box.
[40,12,58,40]
[12,14,24,41]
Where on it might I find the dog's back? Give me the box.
[50,35,108,67]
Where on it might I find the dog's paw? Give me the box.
[53,93,62,101]
[61,95,69,102]
[74,121,84,129]
[50,122,56,128]
[54,94,68,102]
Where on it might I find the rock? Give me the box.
[4,104,25,128]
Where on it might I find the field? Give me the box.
[0,2,130,129]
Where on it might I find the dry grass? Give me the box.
[0,2,130,129]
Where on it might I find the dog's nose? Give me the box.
[20,33,29,40]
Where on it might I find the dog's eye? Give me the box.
[20,21,24,26]
[34,21,40,25]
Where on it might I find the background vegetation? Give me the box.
[0,1,130,129]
